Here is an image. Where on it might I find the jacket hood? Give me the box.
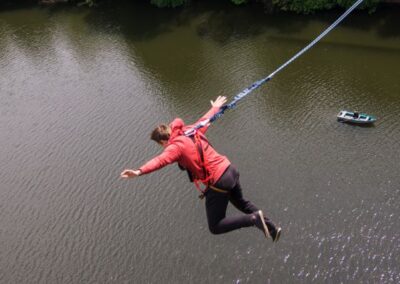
[169,118,185,141]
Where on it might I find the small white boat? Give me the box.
[337,110,376,124]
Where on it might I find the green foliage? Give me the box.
[0,0,381,13]
[150,0,187,8]
[231,0,248,5]
[272,0,335,14]
[270,0,380,14]
[77,0,95,7]
[337,0,380,12]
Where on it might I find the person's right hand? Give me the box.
[120,169,141,179]
[210,96,227,108]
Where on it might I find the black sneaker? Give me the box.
[253,210,270,238]
[271,226,282,242]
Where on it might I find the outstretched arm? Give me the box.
[120,144,181,180]
[195,96,227,134]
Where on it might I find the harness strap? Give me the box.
[192,132,212,193]
[209,185,228,194]
[183,130,227,199]
[198,185,229,200]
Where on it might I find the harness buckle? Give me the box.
[184,128,196,137]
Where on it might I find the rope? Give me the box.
[186,0,364,136]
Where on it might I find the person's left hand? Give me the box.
[120,169,141,179]
[210,96,227,108]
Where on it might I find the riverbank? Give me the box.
[1,0,400,13]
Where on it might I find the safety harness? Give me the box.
[179,131,228,199]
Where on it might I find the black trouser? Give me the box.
[205,165,259,234]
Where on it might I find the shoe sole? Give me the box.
[257,210,270,239]
[274,227,282,243]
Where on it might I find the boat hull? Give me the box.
[337,111,376,124]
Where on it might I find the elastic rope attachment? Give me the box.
[184,0,364,134]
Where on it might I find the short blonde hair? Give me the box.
[151,124,171,143]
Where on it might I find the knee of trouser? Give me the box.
[208,224,223,235]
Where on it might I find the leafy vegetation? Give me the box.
[150,0,187,8]
[145,0,380,13]
[269,0,380,14]
[0,0,383,13]
[231,0,248,4]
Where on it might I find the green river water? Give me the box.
[1,1,399,283]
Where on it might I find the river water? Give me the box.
[1,1,399,283]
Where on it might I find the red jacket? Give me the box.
[139,106,231,185]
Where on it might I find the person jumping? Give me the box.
[120,96,281,241]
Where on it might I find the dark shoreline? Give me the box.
[1,0,400,13]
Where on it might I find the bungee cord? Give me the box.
[185,0,364,136]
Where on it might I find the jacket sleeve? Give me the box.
[194,106,220,134]
[139,144,181,175]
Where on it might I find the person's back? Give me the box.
[167,118,230,186]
